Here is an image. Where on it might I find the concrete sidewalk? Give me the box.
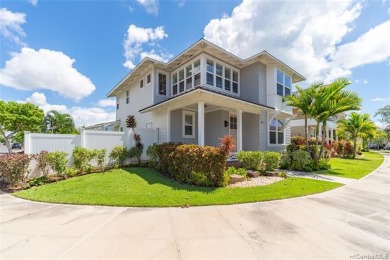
[1,155,389,259]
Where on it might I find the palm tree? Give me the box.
[283,83,322,152]
[44,110,78,134]
[310,78,362,164]
[338,112,376,158]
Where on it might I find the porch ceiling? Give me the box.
[139,87,275,114]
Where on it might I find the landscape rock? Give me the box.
[247,170,260,178]
[229,174,246,184]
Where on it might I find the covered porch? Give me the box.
[140,88,274,151]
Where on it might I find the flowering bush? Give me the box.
[0,154,31,187]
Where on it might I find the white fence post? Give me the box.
[24,131,31,154]
[80,129,86,148]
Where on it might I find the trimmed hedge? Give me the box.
[237,151,281,173]
[168,144,229,187]
[155,142,182,175]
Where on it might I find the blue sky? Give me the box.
[1,0,389,127]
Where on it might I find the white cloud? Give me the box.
[354,79,368,84]
[26,92,46,106]
[123,24,169,69]
[29,0,38,6]
[203,0,367,83]
[331,20,390,69]
[0,48,95,101]
[136,0,158,15]
[0,8,26,46]
[140,49,173,63]
[370,97,390,102]
[24,92,115,127]
[97,98,116,107]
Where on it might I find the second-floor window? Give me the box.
[147,74,151,84]
[158,73,167,95]
[126,90,129,104]
[116,97,119,110]
[277,70,291,97]
[140,79,144,89]
[206,58,239,94]
[172,59,201,96]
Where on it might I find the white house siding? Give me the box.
[149,109,168,144]
[242,113,260,151]
[205,110,229,147]
[240,61,267,106]
[170,109,198,144]
[116,69,154,130]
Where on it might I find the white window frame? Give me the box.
[276,69,292,97]
[182,111,195,138]
[157,72,167,96]
[147,74,151,84]
[140,79,144,89]
[171,58,201,97]
[268,117,285,145]
[204,55,240,96]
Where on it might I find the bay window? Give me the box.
[172,59,201,96]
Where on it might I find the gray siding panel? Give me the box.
[205,110,229,147]
[259,112,268,151]
[170,109,198,144]
[240,62,267,105]
[242,113,260,151]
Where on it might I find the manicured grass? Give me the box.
[15,168,341,207]
[318,152,384,179]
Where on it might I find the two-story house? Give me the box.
[107,39,305,152]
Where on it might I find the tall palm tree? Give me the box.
[338,112,376,158]
[44,110,78,134]
[283,83,322,152]
[310,78,362,164]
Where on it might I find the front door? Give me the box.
[229,115,237,152]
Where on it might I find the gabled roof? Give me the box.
[107,38,306,97]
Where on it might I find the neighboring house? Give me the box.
[83,120,122,131]
[290,108,345,143]
[107,39,305,152]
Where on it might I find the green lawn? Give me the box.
[15,168,341,207]
[318,152,384,179]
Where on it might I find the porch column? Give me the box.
[167,108,171,142]
[198,101,205,146]
[237,109,243,151]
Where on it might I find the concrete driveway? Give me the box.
[1,155,389,259]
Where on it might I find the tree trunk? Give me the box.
[314,122,320,165]
[304,115,310,153]
[353,137,357,159]
[319,122,326,159]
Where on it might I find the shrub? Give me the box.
[109,146,128,167]
[237,151,281,173]
[33,151,50,176]
[47,152,68,177]
[291,136,306,146]
[263,152,281,171]
[146,143,158,169]
[290,150,311,171]
[279,152,291,170]
[277,171,288,178]
[96,149,106,171]
[128,146,143,162]
[28,176,47,187]
[168,144,228,187]
[0,154,31,187]
[155,142,182,175]
[225,166,247,178]
[73,147,97,173]
[237,151,264,171]
[332,140,354,158]
[219,135,236,155]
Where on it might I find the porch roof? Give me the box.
[139,87,275,114]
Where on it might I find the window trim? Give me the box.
[268,117,285,145]
[157,72,167,96]
[204,54,240,96]
[276,69,292,97]
[182,110,195,138]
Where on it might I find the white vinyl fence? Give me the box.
[24,128,158,178]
